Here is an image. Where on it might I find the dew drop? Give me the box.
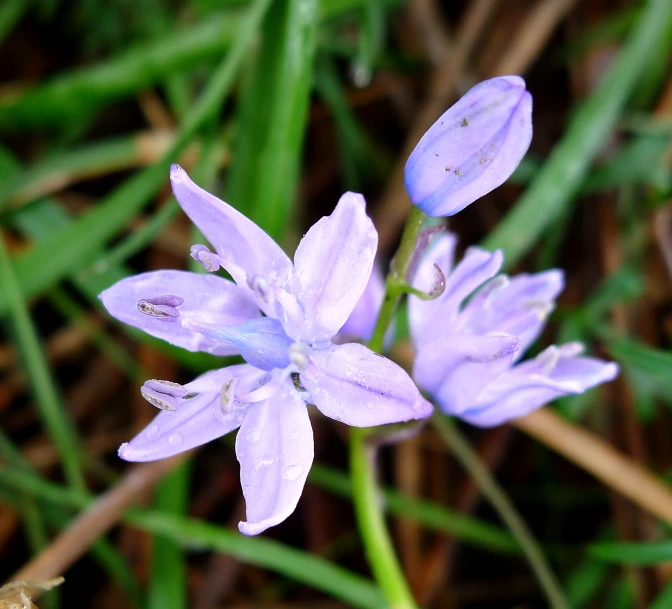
[256,458,274,470]
[282,465,303,480]
[145,424,159,439]
[246,428,262,444]
[168,433,182,446]
[290,431,300,441]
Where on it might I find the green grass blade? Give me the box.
[0,0,272,317]
[309,463,520,555]
[0,235,86,491]
[0,0,27,44]
[650,581,672,609]
[149,463,190,609]
[227,0,318,240]
[0,468,387,609]
[482,0,672,267]
[588,541,672,564]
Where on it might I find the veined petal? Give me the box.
[405,76,532,216]
[465,344,619,427]
[170,165,294,309]
[236,384,313,535]
[118,365,265,462]
[183,317,292,371]
[302,343,433,427]
[293,192,377,342]
[99,270,260,355]
[410,245,502,346]
[414,333,520,415]
[461,269,564,354]
[338,262,385,342]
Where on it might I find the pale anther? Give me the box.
[220,379,236,411]
[288,342,310,371]
[190,244,221,272]
[137,295,183,322]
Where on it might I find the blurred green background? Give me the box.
[3,0,672,607]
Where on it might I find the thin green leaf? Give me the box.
[309,464,520,555]
[0,468,387,609]
[0,0,272,317]
[588,541,672,564]
[483,0,672,267]
[0,233,85,491]
[227,0,318,239]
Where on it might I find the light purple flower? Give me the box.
[405,76,533,216]
[407,234,618,427]
[100,165,432,535]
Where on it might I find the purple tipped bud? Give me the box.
[137,295,183,321]
[141,379,189,411]
[405,76,532,217]
[190,244,222,273]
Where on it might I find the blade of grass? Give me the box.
[0,0,26,44]
[482,0,672,267]
[0,0,396,132]
[0,467,387,609]
[650,581,672,609]
[0,0,272,317]
[432,414,569,609]
[308,463,520,555]
[588,541,672,564]
[0,430,145,608]
[149,463,190,609]
[0,233,85,491]
[227,0,318,240]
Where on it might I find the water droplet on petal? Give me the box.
[145,424,159,439]
[290,431,300,441]
[246,429,262,444]
[282,465,303,480]
[168,433,182,446]
[256,458,274,470]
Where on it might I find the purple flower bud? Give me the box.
[405,75,533,216]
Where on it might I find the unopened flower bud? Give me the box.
[404,75,532,216]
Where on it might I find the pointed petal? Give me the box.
[170,165,294,302]
[236,385,313,535]
[465,347,619,427]
[462,269,564,354]
[99,270,260,355]
[183,317,293,371]
[410,245,502,346]
[118,365,264,462]
[338,262,385,342]
[293,192,378,342]
[302,343,433,427]
[414,333,520,415]
[405,76,533,216]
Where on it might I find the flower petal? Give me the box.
[118,365,264,462]
[462,269,564,354]
[302,343,433,427]
[293,192,377,342]
[414,333,520,415]
[410,244,502,346]
[170,165,294,307]
[182,317,293,371]
[465,345,619,427]
[338,262,385,342]
[404,76,533,216]
[236,384,313,535]
[99,270,260,355]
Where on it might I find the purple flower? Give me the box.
[408,234,618,427]
[100,165,432,535]
[405,76,532,216]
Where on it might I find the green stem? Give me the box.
[368,205,426,352]
[350,427,418,609]
[432,413,569,609]
[348,206,427,609]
